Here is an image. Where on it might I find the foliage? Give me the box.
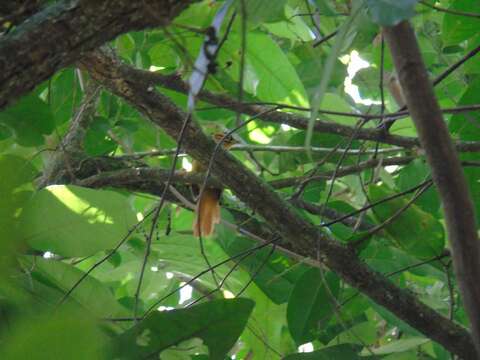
[1,0,479,359]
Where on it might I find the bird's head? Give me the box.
[212,131,238,150]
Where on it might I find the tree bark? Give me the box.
[0,0,196,109]
[384,21,480,357]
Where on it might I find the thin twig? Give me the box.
[322,179,432,228]
[132,113,192,322]
[56,206,158,308]
[142,239,275,317]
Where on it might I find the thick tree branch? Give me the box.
[78,155,416,191]
[76,167,219,189]
[384,21,480,357]
[0,0,195,109]
[80,48,476,358]
[74,163,372,231]
[0,0,42,27]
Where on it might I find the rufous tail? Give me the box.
[193,188,221,237]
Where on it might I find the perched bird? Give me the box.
[191,132,237,237]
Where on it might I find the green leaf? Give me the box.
[292,45,347,97]
[449,78,480,226]
[278,130,359,171]
[283,344,363,360]
[149,43,180,72]
[0,94,55,146]
[84,116,117,156]
[395,159,440,215]
[49,68,83,125]
[317,314,369,345]
[217,227,308,304]
[218,31,308,107]
[263,5,315,42]
[173,1,218,28]
[160,338,209,359]
[19,185,137,257]
[21,257,128,318]
[361,337,429,355]
[241,283,296,357]
[442,0,480,45]
[0,154,36,280]
[363,244,445,280]
[366,0,418,26]
[150,233,232,289]
[0,308,109,360]
[112,298,254,360]
[287,269,340,344]
[242,0,287,25]
[0,154,36,228]
[312,0,338,17]
[368,184,445,259]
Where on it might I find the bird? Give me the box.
[191,131,237,237]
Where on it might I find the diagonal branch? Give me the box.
[80,48,476,358]
[0,0,196,109]
[384,21,480,356]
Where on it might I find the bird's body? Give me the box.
[191,132,237,237]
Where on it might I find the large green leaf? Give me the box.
[0,154,37,282]
[84,116,117,156]
[241,283,296,357]
[287,269,340,344]
[276,129,359,172]
[150,232,244,290]
[263,5,315,42]
[0,308,109,360]
[442,0,480,45]
[19,185,137,257]
[112,298,254,360]
[0,94,55,147]
[368,184,445,259]
[49,68,83,125]
[218,31,309,107]
[317,314,369,345]
[0,154,36,236]
[217,227,308,304]
[242,0,287,25]
[395,159,440,215]
[366,0,418,26]
[20,257,128,318]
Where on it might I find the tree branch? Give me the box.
[38,83,100,187]
[268,156,415,189]
[126,67,480,151]
[111,144,406,159]
[384,20,480,357]
[0,0,42,27]
[0,0,196,109]
[80,48,476,358]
